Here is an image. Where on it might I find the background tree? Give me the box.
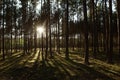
[116,0,120,58]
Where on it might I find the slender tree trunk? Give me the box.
[91,0,97,58]
[65,0,69,59]
[2,0,5,60]
[18,32,20,51]
[14,6,17,52]
[102,0,106,53]
[83,0,89,64]
[45,21,48,60]
[49,21,52,57]
[57,1,60,53]
[0,23,1,53]
[21,0,27,54]
[95,2,99,53]
[34,27,37,52]
[53,28,55,51]
[117,0,120,58]
[108,0,113,63]
[56,24,57,51]
[79,34,82,51]
[57,0,60,54]
[104,0,109,61]
[21,25,23,51]
[11,29,12,54]
[57,16,60,54]
[10,1,13,53]
[0,32,2,53]
[73,20,75,51]
[42,33,44,61]
[30,30,33,52]
[0,35,2,53]
[48,0,53,58]
[15,27,17,52]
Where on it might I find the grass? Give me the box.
[0,49,120,80]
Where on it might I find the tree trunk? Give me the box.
[21,0,27,54]
[45,21,48,60]
[65,0,69,59]
[42,33,44,61]
[14,7,17,52]
[83,0,89,64]
[2,0,5,60]
[34,27,37,52]
[108,0,113,63]
[104,0,109,62]
[57,16,60,54]
[48,0,53,58]
[102,0,106,54]
[91,0,97,58]
[117,0,120,58]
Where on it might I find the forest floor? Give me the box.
[0,49,120,80]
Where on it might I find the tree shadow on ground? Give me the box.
[0,51,118,80]
[0,52,24,73]
[1,59,62,80]
[66,58,115,80]
[53,55,116,80]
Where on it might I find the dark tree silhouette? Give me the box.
[108,0,113,63]
[2,0,5,60]
[117,0,120,58]
[65,0,69,59]
[83,0,89,64]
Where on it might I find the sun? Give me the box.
[37,27,44,35]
